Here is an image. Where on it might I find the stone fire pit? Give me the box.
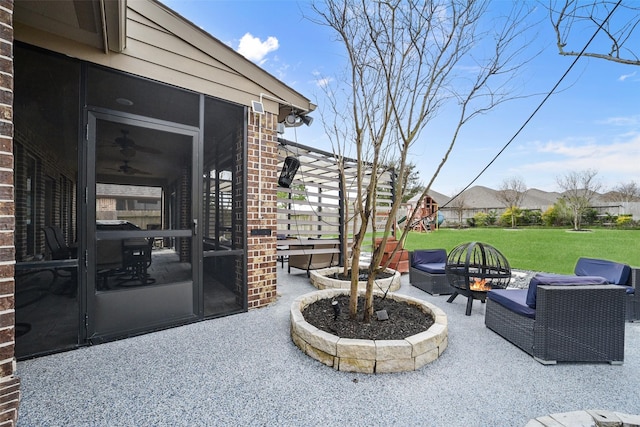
[290,289,448,373]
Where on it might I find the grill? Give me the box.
[445,242,511,315]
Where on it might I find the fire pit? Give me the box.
[445,242,511,315]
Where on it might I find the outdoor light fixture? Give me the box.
[282,112,314,128]
[284,113,298,126]
[278,156,300,188]
[332,300,341,320]
[300,115,313,126]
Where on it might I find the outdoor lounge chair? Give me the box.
[409,249,451,295]
[288,242,339,277]
[485,273,626,364]
[43,226,77,260]
[572,257,639,322]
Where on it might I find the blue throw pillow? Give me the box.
[525,273,608,309]
[411,249,446,266]
[574,257,631,285]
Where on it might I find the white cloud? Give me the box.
[598,115,640,127]
[237,33,279,65]
[315,77,332,88]
[618,71,637,82]
[521,135,640,180]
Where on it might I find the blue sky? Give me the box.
[162,0,640,196]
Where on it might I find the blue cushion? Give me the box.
[525,273,608,309]
[574,257,631,285]
[487,289,535,319]
[411,249,447,266]
[414,262,446,274]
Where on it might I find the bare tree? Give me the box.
[448,190,467,228]
[313,0,536,321]
[549,1,640,65]
[556,169,602,230]
[605,181,640,203]
[496,176,528,228]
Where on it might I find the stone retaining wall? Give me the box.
[309,267,401,292]
[290,289,448,373]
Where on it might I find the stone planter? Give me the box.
[290,289,448,373]
[309,266,401,292]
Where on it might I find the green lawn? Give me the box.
[403,228,640,274]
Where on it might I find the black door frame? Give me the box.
[83,108,202,342]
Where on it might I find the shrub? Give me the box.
[499,207,521,227]
[616,215,633,228]
[486,210,498,225]
[521,209,542,226]
[542,201,572,226]
[472,212,490,227]
[541,206,557,226]
[582,208,598,226]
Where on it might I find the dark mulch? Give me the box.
[302,294,435,340]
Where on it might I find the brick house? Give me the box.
[0,1,316,423]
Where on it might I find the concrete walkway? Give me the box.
[16,267,640,426]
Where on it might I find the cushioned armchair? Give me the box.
[573,257,638,322]
[486,273,626,364]
[409,249,451,295]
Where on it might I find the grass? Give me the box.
[403,228,640,274]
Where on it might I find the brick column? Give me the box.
[0,1,20,425]
[245,111,278,308]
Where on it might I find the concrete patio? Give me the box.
[16,267,640,426]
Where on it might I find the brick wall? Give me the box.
[0,1,20,425]
[245,111,278,308]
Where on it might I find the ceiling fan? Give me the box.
[106,160,152,176]
[113,129,162,158]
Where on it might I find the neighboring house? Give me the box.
[406,186,633,226]
[1,1,317,422]
[96,183,162,226]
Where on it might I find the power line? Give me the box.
[441,0,622,209]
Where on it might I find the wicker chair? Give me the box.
[409,249,451,295]
[565,257,638,322]
[624,267,640,322]
[485,282,626,364]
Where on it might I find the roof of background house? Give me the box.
[411,185,623,211]
[96,183,162,198]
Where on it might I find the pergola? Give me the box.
[276,139,395,266]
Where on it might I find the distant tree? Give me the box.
[496,176,528,228]
[397,161,424,203]
[548,1,640,65]
[449,190,467,228]
[605,181,640,203]
[277,184,307,209]
[556,169,602,230]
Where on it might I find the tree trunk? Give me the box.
[349,246,361,319]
